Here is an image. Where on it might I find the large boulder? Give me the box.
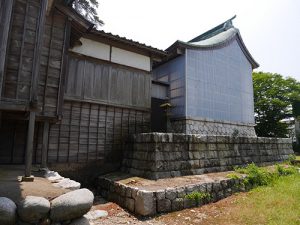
[50,188,94,221]
[69,217,90,225]
[0,197,17,225]
[17,196,50,223]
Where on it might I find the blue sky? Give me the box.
[99,0,300,81]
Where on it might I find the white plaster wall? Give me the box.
[111,47,150,71]
[186,39,255,124]
[70,38,110,61]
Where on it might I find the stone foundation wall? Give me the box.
[171,118,256,137]
[98,174,248,216]
[122,133,293,179]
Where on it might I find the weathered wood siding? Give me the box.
[65,55,151,109]
[2,0,68,118]
[32,56,152,165]
[33,101,150,164]
[0,0,14,97]
[38,9,68,117]
[2,0,41,102]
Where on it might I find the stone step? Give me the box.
[96,171,248,217]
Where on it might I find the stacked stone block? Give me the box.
[97,175,247,216]
[122,133,293,179]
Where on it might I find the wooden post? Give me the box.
[30,0,47,106]
[0,0,13,99]
[24,111,36,179]
[41,121,49,168]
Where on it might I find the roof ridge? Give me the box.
[188,15,236,43]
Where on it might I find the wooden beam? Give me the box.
[0,0,13,100]
[24,111,36,177]
[0,102,28,111]
[57,18,72,116]
[41,121,49,168]
[30,0,48,108]
[46,0,55,16]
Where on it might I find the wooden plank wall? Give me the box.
[65,55,151,109]
[38,9,68,117]
[2,0,67,118]
[2,0,41,102]
[0,0,14,97]
[32,55,152,165]
[34,101,150,164]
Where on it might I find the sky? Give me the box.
[98,0,300,81]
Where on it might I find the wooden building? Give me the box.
[0,0,166,176]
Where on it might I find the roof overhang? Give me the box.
[84,30,167,61]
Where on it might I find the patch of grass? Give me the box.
[276,164,298,176]
[233,162,299,189]
[226,173,241,180]
[185,191,211,205]
[296,155,300,161]
[233,174,300,225]
[288,154,296,162]
[235,163,276,187]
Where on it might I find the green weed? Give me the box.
[185,191,211,205]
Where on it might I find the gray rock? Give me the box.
[18,196,50,223]
[183,197,196,208]
[135,191,156,216]
[157,199,171,213]
[84,210,108,220]
[69,217,90,225]
[165,189,177,200]
[0,197,17,225]
[53,178,81,190]
[50,188,94,221]
[172,198,184,211]
[155,190,165,200]
[124,198,135,212]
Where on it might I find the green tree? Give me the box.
[253,72,300,137]
[72,0,104,28]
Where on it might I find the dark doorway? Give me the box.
[151,98,167,132]
[0,117,27,164]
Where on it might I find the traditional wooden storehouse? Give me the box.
[0,0,166,177]
[153,16,259,136]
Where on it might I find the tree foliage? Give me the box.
[73,0,104,28]
[253,72,300,137]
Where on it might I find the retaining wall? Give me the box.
[122,133,293,179]
[97,172,248,216]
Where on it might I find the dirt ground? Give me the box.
[90,194,246,225]
[0,165,68,203]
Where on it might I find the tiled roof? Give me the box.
[166,16,259,69]
[90,30,167,56]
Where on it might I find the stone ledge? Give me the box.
[97,171,249,216]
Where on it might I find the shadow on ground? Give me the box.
[0,165,67,203]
